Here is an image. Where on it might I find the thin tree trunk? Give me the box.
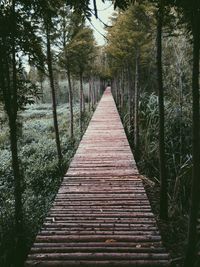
[96,79,99,103]
[89,79,92,112]
[83,92,85,114]
[112,79,117,103]
[11,1,24,264]
[127,65,132,127]
[94,81,97,106]
[116,77,120,108]
[157,0,168,220]
[40,80,44,103]
[134,53,139,159]
[120,69,124,111]
[184,11,200,267]
[100,78,103,95]
[79,72,83,133]
[67,69,74,139]
[46,26,62,163]
[118,80,121,110]
[97,79,100,102]
[179,74,183,166]
[113,79,116,102]
[9,116,25,265]
[91,78,94,110]
[174,44,184,166]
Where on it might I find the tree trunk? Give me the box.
[127,65,132,128]
[89,79,91,112]
[183,10,200,267]
[112,79,116,103]
[94,81,97,106]
[67,69,74,139]
[157,0,168,220]
[11,1,24,264]
[91,78,94,110]
[178,70,183,167]
[40,80,44,103]
[9,116,25,266]
[46,26,62,163]
[116,77,120,108]
[79,72,83,133]
[134,53,139,159]
[120,69,124,112]
[83,92,85,114]
[97,79,100,102]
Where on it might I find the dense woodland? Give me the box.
[0,0,200,267]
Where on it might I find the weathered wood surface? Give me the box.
[26,88,170,266]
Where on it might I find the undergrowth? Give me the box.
[119,92,193,267]
[0,103,93,267]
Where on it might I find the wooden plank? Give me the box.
[27,252,170,260]
[26,260,170,267]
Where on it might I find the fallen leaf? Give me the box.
[105,239,117,243]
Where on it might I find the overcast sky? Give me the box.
[87,0,114,46]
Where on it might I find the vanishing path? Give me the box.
[26,88,170,266]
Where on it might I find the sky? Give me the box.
[87,0,114,46]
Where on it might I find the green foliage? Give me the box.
[106,2,155,76]
[138,91,192,201]
[106,0,194,218]
[69,27,96,73]
[59,19,96,77]
[0,1,45,117]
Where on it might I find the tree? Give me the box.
[106,2,155,159]
[39,1,64,164]
[57,8,85,139]
[68,26,96,132]
[46,23,63,163]
[167,1,200,265]
[156,0,168,220]
[0,1,44,265]
[37,69,46,103]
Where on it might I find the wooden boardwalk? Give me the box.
[26,88,170,266]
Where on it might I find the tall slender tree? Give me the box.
[57,8,85,137]
[45,22,63,163]
[156,0,168,220]
[0,1,44,265]
[134,51,140,160]
[68,26,96,132]
[171,1,200,265]
[39,1,64,164]
[9,2,24,264]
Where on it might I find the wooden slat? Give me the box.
[25,87,170,266]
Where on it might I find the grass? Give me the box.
[0,102,94,267]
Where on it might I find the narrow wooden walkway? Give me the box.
[26,88,170,266]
